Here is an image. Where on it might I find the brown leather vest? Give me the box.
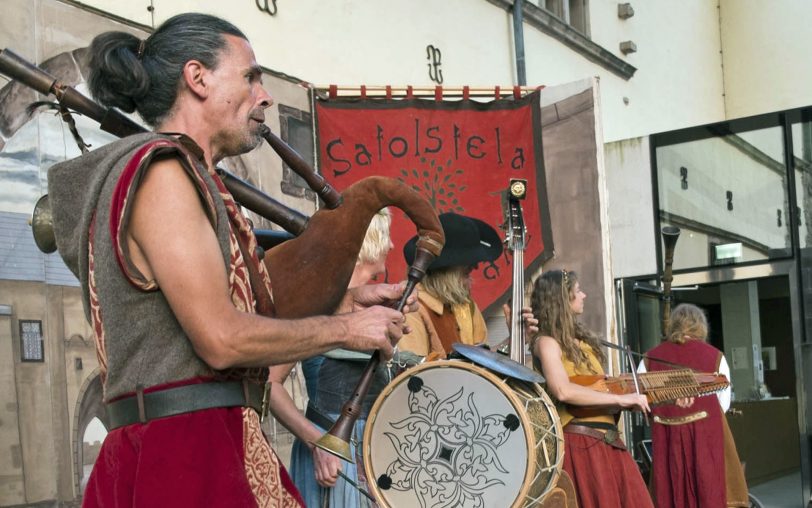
[426,301,476,354]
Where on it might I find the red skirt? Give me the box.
[563,433,654,508]
[651,419,726,508]
[83,406,303,508]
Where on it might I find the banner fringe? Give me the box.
[317,85,545,99]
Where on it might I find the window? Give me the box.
[278,104,316,200]
[654,119,791,271]
[542,0,590,36]
[790,111,812,343]
[791,116,812,249]
[20,320,44,362]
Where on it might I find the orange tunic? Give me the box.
[558,340,616,429]
[399,284,486,358]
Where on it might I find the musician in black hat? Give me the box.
[398,212,504,358]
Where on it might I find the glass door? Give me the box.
[615,276,661,452]
[618,265,808,507]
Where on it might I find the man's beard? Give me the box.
[239,130,263,153]
[220,110,266,157]
[423,266,472,306]
[222,129,263,158]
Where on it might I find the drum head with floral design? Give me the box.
[363,360,535,508]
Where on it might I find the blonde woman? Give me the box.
[269,209,394,507]
[531,269,653,508]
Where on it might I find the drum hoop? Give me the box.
[363,360,537,508]
[510,379,566,504]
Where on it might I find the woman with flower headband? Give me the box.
[530,269,654,508]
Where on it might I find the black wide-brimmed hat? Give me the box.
[404,212,503,271]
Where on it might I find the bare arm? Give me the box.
[267,363,341,487]
[536,336,649,412]
[128,158,404,369]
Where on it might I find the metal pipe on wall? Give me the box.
[512,0,527,86]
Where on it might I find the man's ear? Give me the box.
[181,60,208,99]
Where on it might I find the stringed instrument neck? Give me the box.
[570,369,729,405]
[506,179,528,365]
[509,248,525,364]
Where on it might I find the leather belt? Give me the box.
[653,411,708,426]
[106,380,270,430]
[305,403,336,431]
[564,422,627,450]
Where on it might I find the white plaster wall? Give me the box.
[45,1,812,282]
[72,0,153,27]
[58,0,728,291]
[67,0,812,143]
[720,0,812,119]
[71,0,727,144]
[78,0,515,86]
[584,0,726,142]
[604,136,657,278]
[36,1,146,61]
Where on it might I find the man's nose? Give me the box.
[258,87,274,109]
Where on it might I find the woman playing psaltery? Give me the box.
[530,269,654,508]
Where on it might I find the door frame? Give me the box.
[616,259,811,504]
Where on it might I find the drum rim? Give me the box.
[363,360,537,508]
[509,379,566,505]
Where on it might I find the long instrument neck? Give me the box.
[509,249,525,363]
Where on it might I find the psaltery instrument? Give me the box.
[568,369,729,417]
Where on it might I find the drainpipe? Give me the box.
[512,0,527,86]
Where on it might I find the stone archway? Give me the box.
[71,368,105,498]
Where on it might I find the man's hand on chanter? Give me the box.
[344,281,419,314]
[337,305,406,360]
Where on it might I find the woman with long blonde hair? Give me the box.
[531,269,653,508]
[398,212,503,358]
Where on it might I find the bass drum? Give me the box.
[363,360,564,508]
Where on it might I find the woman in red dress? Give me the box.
[531,269,654,508]
[642,303,749,508]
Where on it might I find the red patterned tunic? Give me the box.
[56,135,303,507]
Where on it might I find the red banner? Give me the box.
[315,91,552,312]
